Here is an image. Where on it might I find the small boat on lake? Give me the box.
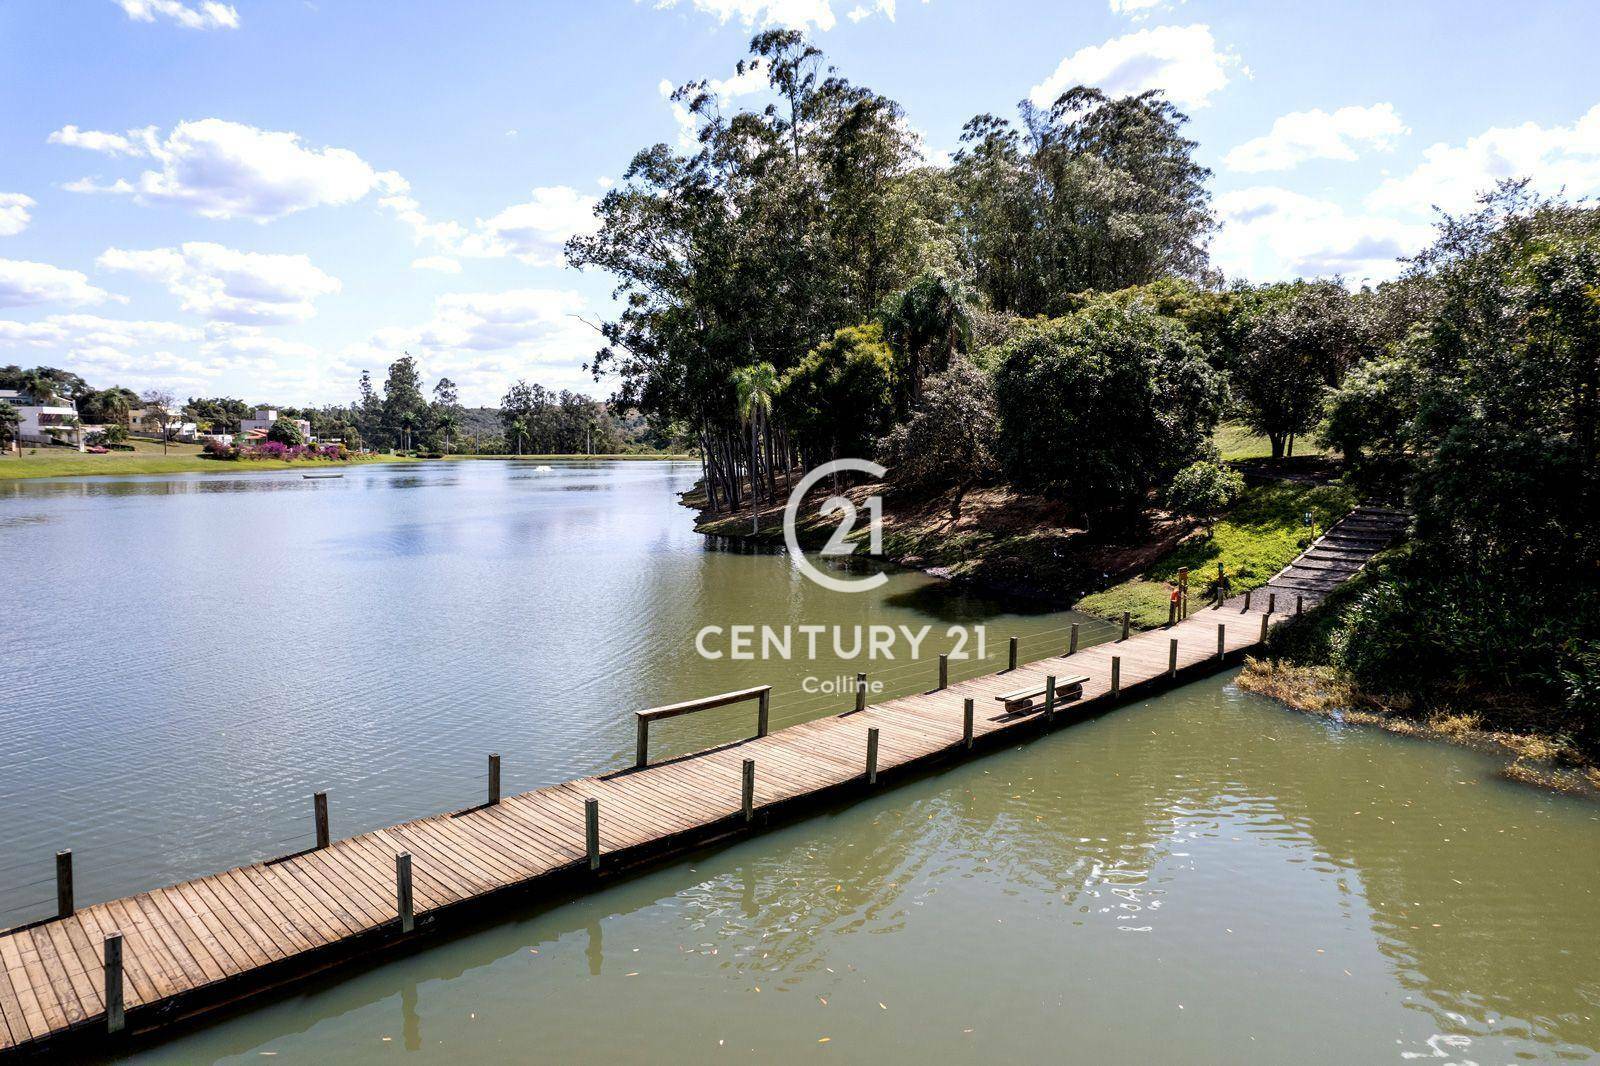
[303,473,344,479]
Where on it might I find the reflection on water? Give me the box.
[112,680,1599,1065]
[1,462,1595,1063]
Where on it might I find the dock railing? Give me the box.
[635,685,771,768]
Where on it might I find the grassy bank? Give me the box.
[1074,481,1358,628]
[1238,657,1600,798]
[0,444,693,480]
[440,452,695,462]
[0,441,413,480]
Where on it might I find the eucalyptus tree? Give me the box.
[951,88,1214,317]
[567,31,930,510]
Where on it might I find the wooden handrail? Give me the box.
[635,685,770,768]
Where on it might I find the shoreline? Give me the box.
[0,451,693,481]
[1237,658,1600,800]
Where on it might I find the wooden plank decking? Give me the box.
[0,505,1402,1058]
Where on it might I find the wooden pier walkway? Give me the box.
[0,505,1402,1058]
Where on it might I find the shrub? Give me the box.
[248,441,291,461]
[266,419,304,446]
[877,357,999,518]
[203,437,238,459]
[992,300,1226,525]
[1166,460,1245,533]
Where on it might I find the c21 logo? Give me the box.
[783,458,886,593]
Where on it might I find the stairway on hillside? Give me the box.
[1259,503,1408,606]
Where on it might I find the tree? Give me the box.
[992,301,1225,525]
[1320,347,1423,484]
[950,88,1214,317]
[500,381,545,454]
[429,377,463,453]
[566,31,931,512]
[731,362,779,529]
[80,387,137,427]
[381,355,427,451]
[878,357,1000,519]
[266,418,304,446]
[0,401,18,455]
[1233,281,1377,459]
[183,397,252,436]
[1165,460,1244,534]
[877,273,975,414]
[776,324,898,467]
[1328,183,1600,737]
[141,388,175,454]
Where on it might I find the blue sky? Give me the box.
[2,0,1597,406]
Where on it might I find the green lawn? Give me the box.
[0,441,407,480]
[1076,481,1359,628]
[1213,421,1332,461]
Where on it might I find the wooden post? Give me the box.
[866,727,879,785]
[1069,623,1079,655]
[1111,656,1121,697]
[1120,612,1130,641]
[314,791,329,850]
[488,754,501,806]
[1169,638,1178,678]
[395,852,414,933]
[55,849,73,918]
[1260,613,1270,642]
[741,759,755,823]
[635,715,649,769]
[1178,567,1189,620]
[1167,600,1176,627]
[1296,594,1303,617]
[938,653,949,691]
[103,933,124,1034]
[1044,675,1057,723]
[1008,636,1018,671]
[855,673,867,713]
[585,798,600,870]
[1267,592,1277,616]
[1217,623,1226,659]
[1243,588,1253,612]
[963,697,974,749]
[1215,562,1225,609]
[757,688,770,737]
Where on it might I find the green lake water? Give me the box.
[0,461,1594,1063]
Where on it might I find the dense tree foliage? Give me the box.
[877,356,999,519]
[992,301,1226,523]
[1320,184,1600,736]
[1166,459,1244,533]
[951,89,1214,317]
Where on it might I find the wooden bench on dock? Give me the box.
[994,675,1089,714]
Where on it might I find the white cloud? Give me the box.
[0,194,35,237]
[54,119,382,222]
[649,0,896,31]
[0,314,201,350]
[48,124,154,156]
[1212,186,1434,285]
[382,181,599,267]
[411,256,462,274]
[1225,104,1408,172]
[475,187,602,266]
[1367,103,1600,216]
[352,288,596,403]
[1109,0,1183,19]
[0,259,117,309]
[1029,24,1241,111]
[114,0,239,30]
[97,242,341,324]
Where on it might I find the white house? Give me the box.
[0,388,85,449]
[238,408,312,444]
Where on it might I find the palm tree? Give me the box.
[879,274,976,415]
[731,362,778,533]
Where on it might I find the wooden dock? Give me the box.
[0,506,1402,1058]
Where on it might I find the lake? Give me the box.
[0,460,1595,1063]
